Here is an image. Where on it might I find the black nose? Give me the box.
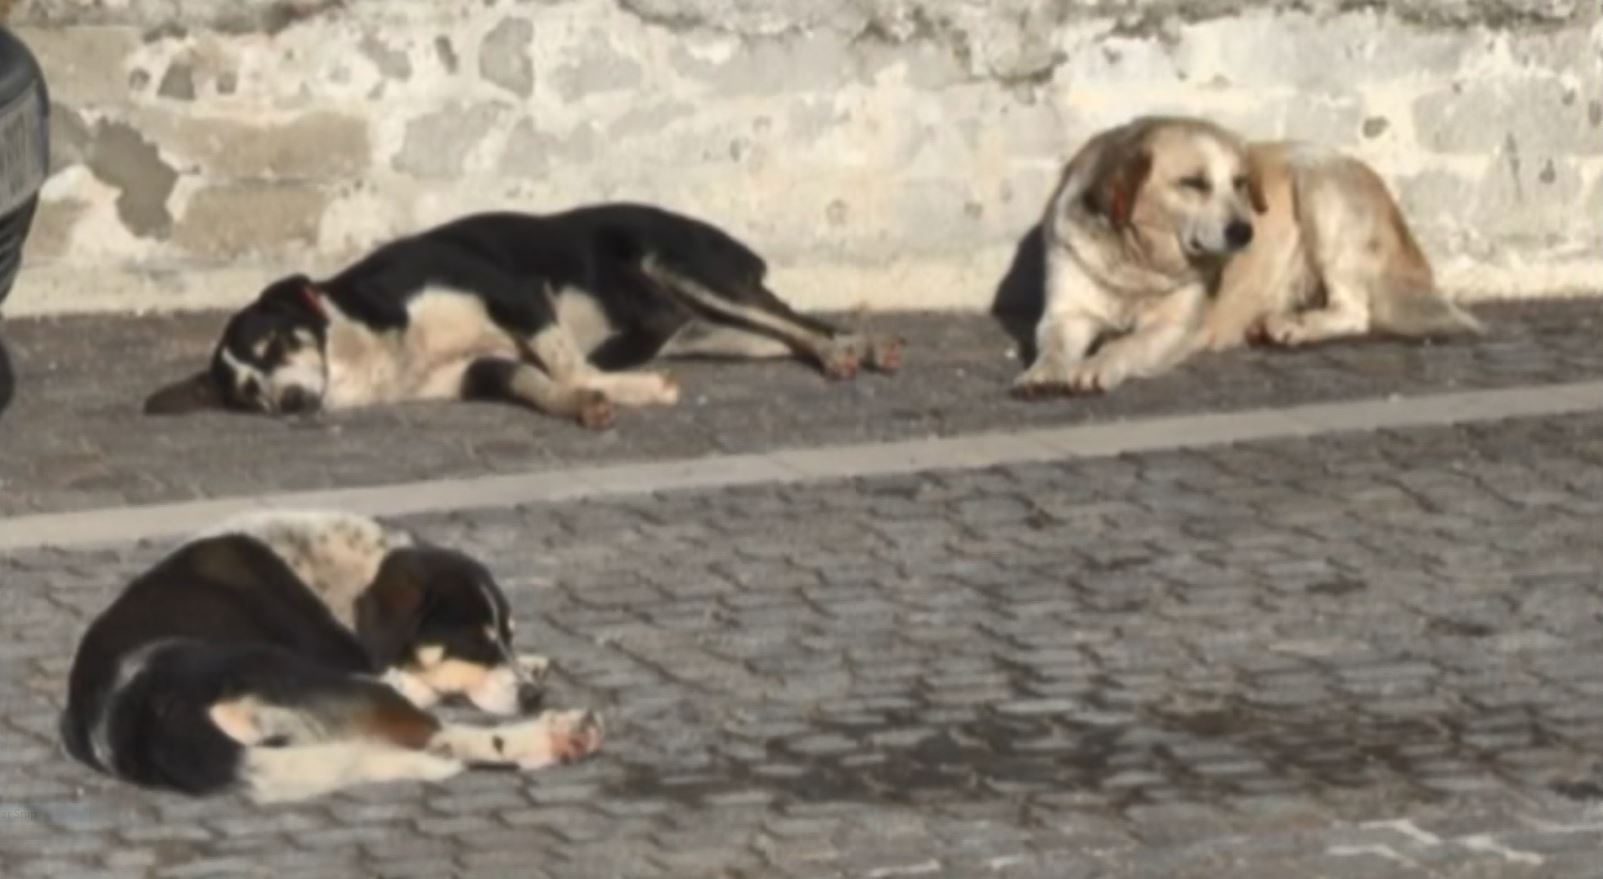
[517,683,545,713]
[1226,220,1254,249]
[278,387,313,414]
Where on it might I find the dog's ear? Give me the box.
[355,551,432,670]
[258,274,327,320]
[143,370,224,415]
[1089,147,1153,229]
[1246,158,1269,214]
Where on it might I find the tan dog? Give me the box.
[1014,116,1262,396]
[1014,116,1481,397]
[1198,142,1482,350]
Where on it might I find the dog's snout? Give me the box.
[1226,220,1254,250]
[517,682,545,713]
[278,387,314,414]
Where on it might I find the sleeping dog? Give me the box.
[1014,116,1481,397]
[144,203,902,428]
[61,511,602,802]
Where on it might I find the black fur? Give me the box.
[63,527,523,796]
[147,202,858,418]
[62,536,371,793]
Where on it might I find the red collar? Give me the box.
[299,284,328,320]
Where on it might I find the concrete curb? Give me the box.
[5,379,1603,552]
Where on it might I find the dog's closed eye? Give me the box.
[1179,175,1211,194]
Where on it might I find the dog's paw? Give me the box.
[517,654,553,682]
[1014,360,1109,399]
[1064,359,1125,395]
[1011,363,1071,400]
[1253,315,1310,348]
[1195,325,1248,353]
[548,709,604,764]
[818,339,862,381]
[575,390,615,430]
[867,335,904,374]
[655,373,682,406]
[498,710,603,769]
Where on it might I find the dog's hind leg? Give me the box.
[640,256,901,379]
[524,308,680,409]
[657,323,793,361]
[1254,281,1372,347]
[241,741,465,802]
[462,357,615,429]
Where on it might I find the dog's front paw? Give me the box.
[549,709,604,764]
[1064,358,1125,395]
[655,373,682,406]
[575,390,615,430]
[1253,315,1309,348]
[1011,361,1074,400]
[817,339,862,380]
[517,654,552,682]
[487,709,603,770]
[867,335,904,374]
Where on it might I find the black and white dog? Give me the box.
[61,511,602,802]
[144,204,903,428]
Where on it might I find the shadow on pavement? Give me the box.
[0,331,13,417]
[606,693,1593,813]
[990,223,1045,364]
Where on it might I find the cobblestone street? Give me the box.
[3,307,1603,877]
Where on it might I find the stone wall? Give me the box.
[4,0,1600,316]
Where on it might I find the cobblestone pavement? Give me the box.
[5,408,1603,877]
[3,300,1602,516]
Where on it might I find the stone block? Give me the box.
[156,61,196,100]
[393,103,504,178]
[173,182,327,257]
[22,199,88,263]
[668,32,853,98]
[551,39,645,102]
[12,26,140,103]
[1415,76,1603,156]
[479,16,534,97]
[1443,153,1592,244]
[498,118,551,179]
[155,111,370,180]
[359,31,413,81]
[84,120,179,238]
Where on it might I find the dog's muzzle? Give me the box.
[277,386,319,415]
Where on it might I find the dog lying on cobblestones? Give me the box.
[1014,115,1482,397]
[61,510,601,802]
[143,204,902,428]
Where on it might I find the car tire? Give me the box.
[0,25,49,416]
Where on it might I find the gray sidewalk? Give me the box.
[2,300,1601,517]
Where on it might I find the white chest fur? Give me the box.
[553,288,616,355]
[323,289,521,407]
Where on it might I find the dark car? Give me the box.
[0,25,49,416]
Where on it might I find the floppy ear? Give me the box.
[1246,158,1269,214]
[143,370,224,415]
[1090,147,1153,229]
[354,552,431,670]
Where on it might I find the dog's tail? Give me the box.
[1371,286,1485,339]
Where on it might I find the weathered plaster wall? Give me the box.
[5,0,1601,315]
